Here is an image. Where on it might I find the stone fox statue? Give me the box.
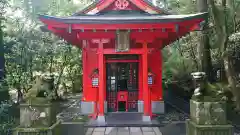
[24,73,54,102]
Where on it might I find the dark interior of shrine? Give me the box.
[106,55,139,112]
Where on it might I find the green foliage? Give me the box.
[167,0,197,14]
[0,0,93,133]
[1,0,93,98]
[162,34,199,93]
[0,101,18,135]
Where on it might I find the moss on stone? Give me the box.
[72,115,89,122]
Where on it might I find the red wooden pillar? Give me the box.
[142,41,152,120]
[82,40,87,99]
[92,39,109,122]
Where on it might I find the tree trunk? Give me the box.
[197,0,214,82]
[54,55,67,99]
[209,0,240,110]
[223,55,240,110]
[0,20,5,81]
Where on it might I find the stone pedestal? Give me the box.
[190,99,227,125]
[19,98,57,128]
[186,120,233,135]
[187,100,233,135]
[13,120,61,135]
[14,98,60,135]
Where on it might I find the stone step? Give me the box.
[87,127,162,135]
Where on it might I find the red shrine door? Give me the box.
[106,55,139,112]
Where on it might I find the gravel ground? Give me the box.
[56,93,83,122]
[57,93,240,135]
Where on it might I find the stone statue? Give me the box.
[20,73,55,128]
[24,73,55,103]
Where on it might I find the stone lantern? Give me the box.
[191,72,206,100]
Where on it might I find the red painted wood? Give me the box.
[39,11,206,116]
[82,41,88,101]
[40,17,203,30]
[130,0,159,13]
[130,31,169,40]
[77,31,116,39]
[148,49,163,101]
[97,0,115,12]
[102,0,141,11]
[138,54,143,100]
[92,39,110,44]
[82,46,163,113]
[142,42,151,117]
[117,91,128,111]
[106,60,139,63]
[84,46,98,101]
[97,40,105,116]
[103,48,144,54]
[80,0,162,14]
[103,55,107,104]
[117,91,128,101]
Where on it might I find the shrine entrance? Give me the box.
[106,55,139,112]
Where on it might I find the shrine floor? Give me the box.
[86,127,162,135]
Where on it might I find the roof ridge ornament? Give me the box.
[115,0,130,10]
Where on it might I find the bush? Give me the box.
[0,101,19,135]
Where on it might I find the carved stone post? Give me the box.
[191,72,206,100]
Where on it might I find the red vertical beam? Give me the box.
[98,41,104,116]
[142,42,152,117]
[93,39,109,117]
[159,51,163,100]
[103,55,106,103]
[82,40,87,100]
[138,55,143,100]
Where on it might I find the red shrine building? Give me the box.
[39,0,207,122]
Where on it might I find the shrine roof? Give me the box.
[39,12,207,24]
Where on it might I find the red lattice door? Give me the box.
[106,62,138,112]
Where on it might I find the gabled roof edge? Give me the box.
[72,0,174,16]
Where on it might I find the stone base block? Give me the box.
[13,121,61,135]
[190,100,227,125]
[19,101,57,128]
[81,101,107,114]
[138,100,165,114]
[81,101,94,114]
[186,119,233,135]
[152,101,165,114]
[142,115,151,122]
[97,115,106,124]
[61,122,87,135]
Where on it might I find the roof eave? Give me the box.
[39,12,207,24]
